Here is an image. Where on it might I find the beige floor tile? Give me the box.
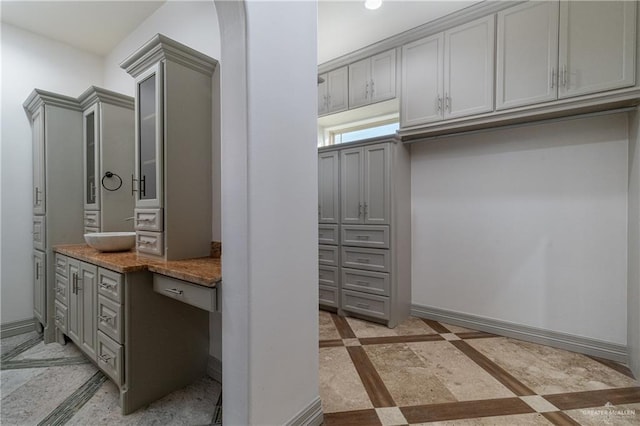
[376,407,408,425]
[364,343,456,406]
[437,322,477,333]
[319,310,341,340]
[467,337,639,395]
[413,412,553,425]
[563,402,640,425]
[319,346,373,413]
[408,340,515,401]
[13,341,83,361]
[347,316,437,338]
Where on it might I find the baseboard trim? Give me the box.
[1,318,36,338]
[207,355,222,383]
[412,304,628,364]
[285,396,323,426]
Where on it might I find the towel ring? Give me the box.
[101,171,123,191]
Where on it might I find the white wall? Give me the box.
[629,109,640,376]
[217,1,320,424]
[0,23,104,325]
[411,113,629,345]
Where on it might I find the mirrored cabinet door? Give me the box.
[83,105,100,210]
[135,63,163,208]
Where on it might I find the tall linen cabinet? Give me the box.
[24,89,84,343]
[120,34,217,260]
[318,138,411,328]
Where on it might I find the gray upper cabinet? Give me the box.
[31,107,46,215]
[341,143,390,225]
[121,34,217,260]
[558,0,636,99]
[318,66,348,116]
[349,49,397,109]
[318,151,340,223]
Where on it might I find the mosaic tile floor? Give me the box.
[319,311,640,425]
[1,332,222,426]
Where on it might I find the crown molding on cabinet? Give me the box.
[318,0,526,74]
[120,33,218,78]
[78,86,134,110]
[23,88,82,119]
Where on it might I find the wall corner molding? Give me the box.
[284,396,323,426]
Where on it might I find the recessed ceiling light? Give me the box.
[365,0,382,10]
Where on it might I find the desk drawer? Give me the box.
[341,247,390,272]
[33,216,45,251]
[342,268,389,296]
[136,231,164,257]
[97,295,123,343]
[98,268,123,304]
[319,245,339,266]
[84,210,100,228]
[153,275,217,312]
[318,225,339,245]
[341,225,390,249]
[54,300,67,333]
[134,208,163,232]
[55,254,68,277]
[97,331,123,386]
[342,290,389,320]
[319,285,338,308]
[55,274,68,305]
[319,266,339,287]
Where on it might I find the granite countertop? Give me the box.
[54,245,221,288]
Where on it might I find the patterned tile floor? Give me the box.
[319,311,640,425]
[1,332,222,426]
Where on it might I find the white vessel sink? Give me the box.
[84,232,136,252]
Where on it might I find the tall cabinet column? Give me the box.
[24,89,84,343]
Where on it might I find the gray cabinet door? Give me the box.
[370,49,396,103]
[318,151,340,223]
[33,250,46,325]
[83,104,100,210]
[67,258,80,343]
[317,73,328,115]
[340,147,364,224]
[79,262,97,360]
[327,67,349,114]
[363,144,390,224]
[32,107,46,215]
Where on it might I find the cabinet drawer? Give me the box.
[136,231,164,256]
[84,210,101,228]
[33,216,45,251]
[342,290,390,320]
[319,266,339,287]
[153,274,217,312]
[84,226,100,234]
[318,225,339,245]
[54,300,67,333]
[97,295,123,343]
[342,268,390,296]
[319,285,339,308]
[134,208,163,232]
[341,247,390,272]
[55,273,68,305]
[97,330,123,386]
[55,254,68,277]
[98,268,124,304]
[319,244,339,266]
[341,225,390,249]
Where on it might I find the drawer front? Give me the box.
[319,244,339,266]
[342,268,390,296]
[341,247,390,272]
[319,285,338,308]
[54,300,67,333]
[84,210,101,228]
[98,268,123,304]
[97,331,123,386]
[153,274,217,312]
[55,273,68,305]
[84,226,100,234]
[319,266,339,287]
[342,290,390,320]
[33,216,45,251]
[135,208,164,232]
[55,254,68,277]
[318,225,339,245]
[97,295,123,343]
[341,225,390,249]
[136,231,164,256]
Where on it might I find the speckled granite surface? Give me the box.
[54,245,221,287]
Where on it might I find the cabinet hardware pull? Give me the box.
[98,354,112,363]
[35,264,40,280]
[370,80,375,97]
[356,235,370,240]
[445,94,451,113]
[436,96,442,112]
[140,175,146,197]
[164,288,184,296]
[98,315,112,323]
[551,68,556,89]
[562,65,568,87]
[365,82,369,99]
[56,315,63,322]
[35,187,42,205]
[139,218,153,223]
[356,258,370,263]
[358,203,363,218]
[100,282,116,289]
[363,202,368,217]
[356,280,370,286]
[131,175,138,196]
[356,302,370,309]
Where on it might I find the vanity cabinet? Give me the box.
[66,259,97,360]
[24,89,84,343]
[349,49,397,109]
[401,15,494,127]
[121,34,216,260]
[496,1,636,110]
[78,87,135,233]
[318,66,349,115]
[318,139,411,327]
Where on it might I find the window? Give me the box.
[321,114,399,146]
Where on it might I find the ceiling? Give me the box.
[1,0,478,62]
